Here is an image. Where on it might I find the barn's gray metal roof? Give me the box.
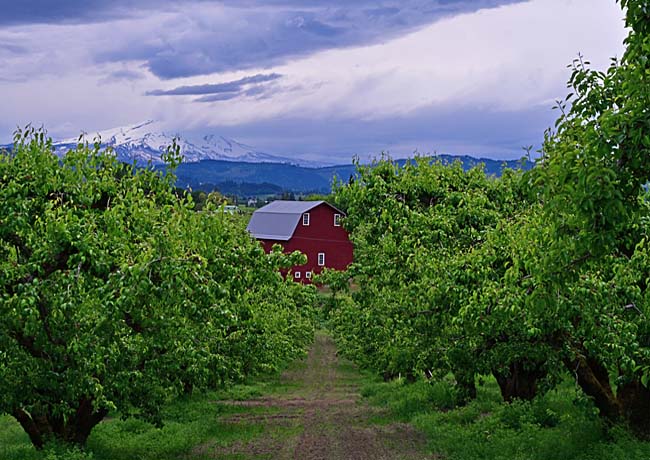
[247,200,338,241]
[254,200,325,214]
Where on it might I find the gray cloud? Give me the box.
[194,81,278,102]
[242,85,271,98]
[194,93,241,103]
[1,1,526,80]
[0,42,28,54]
[0,1,521,26]
[0,0,138,26]
[106,69,146,82]
[89,0,525,79]
[186,102,558,163]
[146,73,282,97]
[0,0,207,26]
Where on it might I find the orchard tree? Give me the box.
[0,129,315,448]
[463,0,650,433]
[327,0,650,435]
[328,157,534,402]
[455,205,562,402]
[518,0,650,433]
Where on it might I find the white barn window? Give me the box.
[334,213,341,226]
[306,271,312,279]
[318,252,325,266]
[302,213,310,226]
[294,271,301,279]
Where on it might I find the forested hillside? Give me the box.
[170,155,532,195]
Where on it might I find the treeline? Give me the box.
[188,180,285,197]
[324,0,650,436]
[0,131,316,448]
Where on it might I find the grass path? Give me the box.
[6,332,650,459]
[197,331,432,460]
[0,332,434,460]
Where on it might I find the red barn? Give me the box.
[246,200,353,282]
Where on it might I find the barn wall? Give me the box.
[259,203,353,283]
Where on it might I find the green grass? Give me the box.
[0,371,299,460]
[360,375,650,460]
[8,341,650,460]
[0,393,272,460]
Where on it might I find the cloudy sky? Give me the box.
[0,0,627,163]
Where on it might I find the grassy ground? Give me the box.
[185,332,430,459]
[360,375,650,460]
[4,334,650,460]
[0,373,299,460]
[0,332,428,460]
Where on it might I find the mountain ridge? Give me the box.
[1,121,533,196]
[171,155,533,196]
[48,120,323,167]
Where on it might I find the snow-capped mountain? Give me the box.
[49,120,320,167]
[199,134,299,164]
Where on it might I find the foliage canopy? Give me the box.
[326,0,650,435]
[0,129,315,448]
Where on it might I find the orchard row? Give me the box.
[325,0,650,437]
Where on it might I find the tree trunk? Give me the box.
[564,355,622,423]
[69,398,109,445]
[12,408,51,449]
[618,380,650,438]
[448,345,477,405]
[381,370,417,382]
[452,369,477,405]
[493,361,546,402]
[12,399,108,449]
[566,353,650,437]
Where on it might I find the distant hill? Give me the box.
[1,131,532,196]
[198,181,285,196]
[170,155,532,196]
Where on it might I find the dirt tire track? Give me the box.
[200,332,434,460]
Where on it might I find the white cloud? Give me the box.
[0,0,627,152]
[180,0,625,127]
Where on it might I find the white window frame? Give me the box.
[302,213,310,226]
[317,252,325,266]
[294,271,301,279]
[334,213,341,227]
[305,271,312,279]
